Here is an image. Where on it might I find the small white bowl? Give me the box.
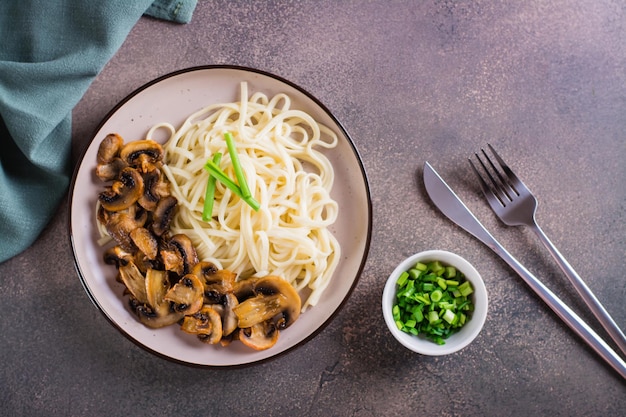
[382,250,488,355]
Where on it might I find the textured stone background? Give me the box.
[2,1,625,416]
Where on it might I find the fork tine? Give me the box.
[477,148,514,203]
[487,144,524,194]
[468,156,507,207]
[470,148,514,207]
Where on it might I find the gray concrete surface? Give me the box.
[2,1,625,416]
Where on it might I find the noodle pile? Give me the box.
[149,83,340,309]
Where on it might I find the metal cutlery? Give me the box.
[423,162,626,379]
[469,145,626,357]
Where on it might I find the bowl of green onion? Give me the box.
[382,250,488,355]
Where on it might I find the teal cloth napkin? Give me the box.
[0,0,197,263]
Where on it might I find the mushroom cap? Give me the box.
[232,277,259,301]
[160,234,199,276]
[95,157,128,182]
[97,133,124,164]
[145,268,170,315]
[102,206,148,251]
[99,167,144,212]
[130,268,184,329]
[138,168,170,211]
[118,261,148,305]
[239,321,279,351]
[193,262,236,303]
[103,245,133,268]
[254,275,302,329]
[133,301,184,329]
[151,195,178,236]
[232,275,301,330]
[164,273,204,315]
[218,293,239,337]
[181,306,223,345]
[119,140,164,173]
[129,227,158,260]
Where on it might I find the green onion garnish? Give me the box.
[224,132,251,200]
[202,133,260,212]
[202,152,222,222]
[204,159,244,198]
[392,260,475,345]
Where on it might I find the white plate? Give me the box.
[69,66,372,367]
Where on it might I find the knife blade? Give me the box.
[423,161,626,380]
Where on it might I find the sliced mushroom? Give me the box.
[220,293,239,336]
[119,140,164,173]
[160,234,198,276]
[130,227,158,260]
[151,195,178,236]
[232,277,259,302]
[103,206,148,251]
[181,306,223,345]
[97,133,124,164]
[145,268,171,315]
[103,245,133,268]
[239,321,279,351]
[99,167,144,212]
[193,262,236,303]
[233,276,301,330]
[95,157,128,182]
[164,273,204,315]
[131,299,184,329]
[138,168,170,211]
[118,261,148,305]
[133,249,156,274]
[129,268,184,328]
[254,275,301,330]
[233,293,289,329]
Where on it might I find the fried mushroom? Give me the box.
[181,306,223,345]
[164,273,204,315]
[160,234,198,276]
[95,157,127,182]
[129,227,158,260]
[99,167,144,212]
[239,321,279,351]
[97,133,124,164]
[133,268,184,329]
[118,261,148,305]
[103,245,133,268]
[254,275,302,330]
[102,205,148,251]
[193,262,236,303]
[151,195,177,236]
[233,276,301,330]
[138,168,170,211]
[119,140,164,173]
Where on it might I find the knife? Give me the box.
[423,161,626,380]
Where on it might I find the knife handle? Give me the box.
[490,243,626,380]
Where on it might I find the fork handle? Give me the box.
[530,222,626,358]
[489,242,626,380]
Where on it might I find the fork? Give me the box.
[469,144,626,358]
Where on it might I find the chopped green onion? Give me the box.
[224,132,252,199]
[415,262,428,271]
[391,258,475,345]
[202,152,222,222]
[445,266,457,278]
[458,281,474,297]
[204,159,260,211]
[397,271,409,288]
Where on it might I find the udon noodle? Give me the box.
[148,82,340,310]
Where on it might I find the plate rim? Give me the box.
[68,64,373,368]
